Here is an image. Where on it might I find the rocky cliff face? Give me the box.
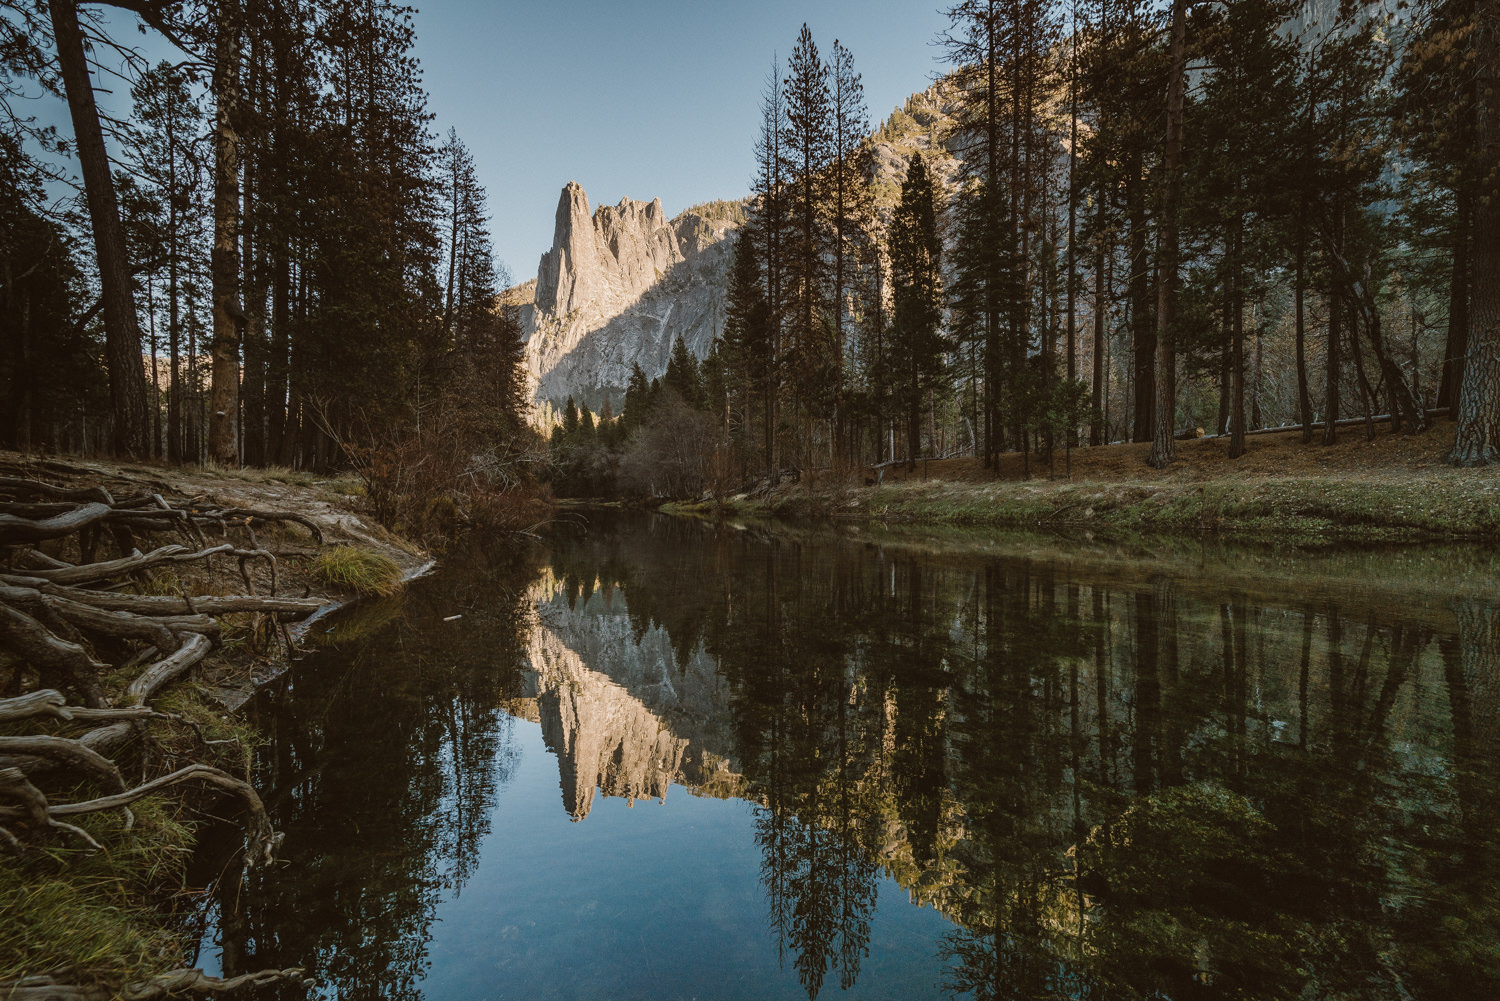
[518,182,743,414]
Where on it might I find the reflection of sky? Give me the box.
[421,719,954,1001]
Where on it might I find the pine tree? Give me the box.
[724,226,772,466]
[782,24,834,446]
[665,335,705,409]
[753,57,790,474]
[889,153,945,467]
[44,0,152,456]
[130,62,205,463]
[1440,0,1500,464]
[829,39,868,461]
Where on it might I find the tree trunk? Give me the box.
[1450,6,1500,465]
[1295,236,1313,442]
[1324,285,1342,446]
[1229,221,1246,459]
[210,0,243,467]
[1438,191,1472,416]
[1128,168,1154,443]
[46,0,150,458]
[1147,0,1187,469]
[1090,203,1107,447]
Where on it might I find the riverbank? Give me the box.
[0,451,428,990]
[689,423,1500,542]
[0,451,431,704]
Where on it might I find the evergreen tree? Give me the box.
[889,153,946,467]
[44,0,152,456]
[782,24,834,441]
[829,39,868,459]
[665,335,705,409]
[724,226,773,465]
[753,57,790,473]
[129,62,206,462]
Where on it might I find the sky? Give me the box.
[26,2,952,286]
[410,0,952,282]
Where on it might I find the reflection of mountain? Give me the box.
[515,571,744,820]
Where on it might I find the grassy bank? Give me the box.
[684,424,1500,542]
[1,452,429,990]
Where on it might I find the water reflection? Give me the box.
[207,538,540,1000]
[206,516,1500,1001]
[539,517,1500,1001]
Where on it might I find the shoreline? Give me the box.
[0,451,429,989]
[667,427,1500,544]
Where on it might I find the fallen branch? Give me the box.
[124,633,213,706]
[0,580,321,618]
[0,766,103,850]
[0,689,72,723]
[0,735,126,793]
[14,544,234,587]
[0,476,114,505]
[0,601,108,680]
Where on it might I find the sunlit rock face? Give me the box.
[517,182,741,414]
[518,573,742,820]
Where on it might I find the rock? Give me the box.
[519,182,743,414]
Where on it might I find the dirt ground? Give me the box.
[1,451,429,705]
[860,422,1469,486]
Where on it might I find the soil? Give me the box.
[0,451,430,706]
[856,421,1468,486]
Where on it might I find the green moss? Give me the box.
[311,545,404,597]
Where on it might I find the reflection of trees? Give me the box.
[732,545,883,999]
[213,540,541,1001]
[329,515,1500,1001]
[1399,599,1500,1000]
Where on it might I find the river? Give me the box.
[190,513,1500,1000]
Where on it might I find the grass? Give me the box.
[714,425,1500,543]
[0,797,194,986]
[311,545,405,597]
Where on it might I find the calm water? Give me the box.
[194,514,1500,1001]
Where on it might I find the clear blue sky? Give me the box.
[32,2,951,287]
[411,1,951,283]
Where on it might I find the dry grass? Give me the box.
[749,423,1500,542]
[861,422,1473,486]
[311,545,405,597]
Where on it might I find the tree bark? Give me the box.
[1449,1,1500,465]
[1437,191,1471,415]
[1128,168,1153,443]
[210,0,243,467]
[1295,235,1313,441]
[1324,285,1342,446]
[1147,0,1187,469]
[46,0,150,457]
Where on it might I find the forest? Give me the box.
[552,0,1499,498]
[2,0,1496,507]
[2,0,534,525]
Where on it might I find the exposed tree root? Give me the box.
[0,966,305,1000]
[0,475,333,990]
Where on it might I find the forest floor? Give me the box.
[0,450,430,708]
[707,421,1500,542]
